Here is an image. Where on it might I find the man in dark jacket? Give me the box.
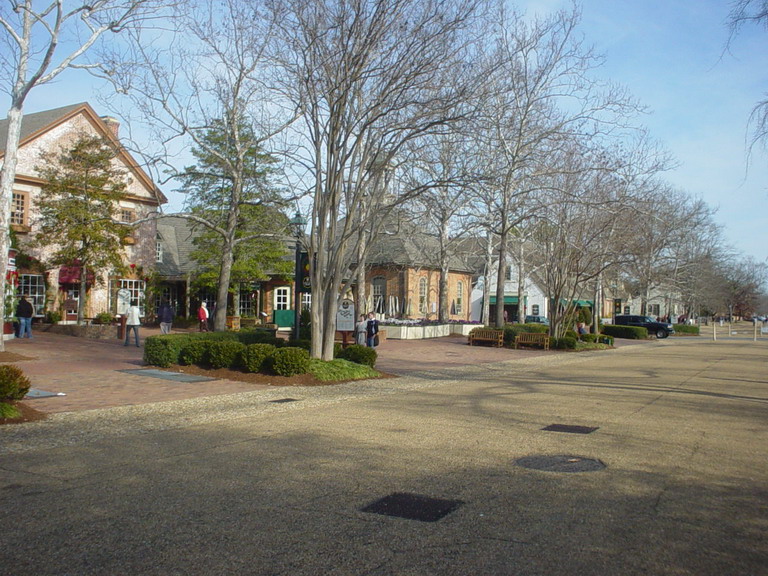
[158,298,174,335]
[366,311,379,348]
[15,295,34,339]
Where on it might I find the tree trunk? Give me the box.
[481,233,493,325]
[0,103,24,352]
[495,230,508,327]
[77,264,87,325]
[355,233,367,319]
[516,241,526,323]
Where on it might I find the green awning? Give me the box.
[560,299,593,307]
[489,296,520,305]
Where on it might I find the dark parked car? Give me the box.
[524,315,550,325]
[613,315,675,339]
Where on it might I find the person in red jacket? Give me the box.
[198,302,209,332]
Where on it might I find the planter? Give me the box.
[383,324,477,340]
[3,321,16,341]
[38,322,119,340]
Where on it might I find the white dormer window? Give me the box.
[156,240,163,263]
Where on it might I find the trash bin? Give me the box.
[117,315,127,340]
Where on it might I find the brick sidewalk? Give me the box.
[5,329,581,414]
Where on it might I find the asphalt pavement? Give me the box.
[0,328,766,575]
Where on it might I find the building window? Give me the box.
[275,287,289,310]
[65,285,80,315]
[649,304,660,317]
[372,276,386,314]
[504,266,512,281]
[418,277,427,314]
[239,284,255,316]
[119,208,136,223]
[456,281,464,314]
[119,208,137,244]
[531,304,540,316]
[110,278,146,315]
[19,274,45,316]
[301,292,312,311]
[11,191,28,227]
[156,240,163,263]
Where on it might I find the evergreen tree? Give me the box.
[34,134,129,324]
[177,117,290,317]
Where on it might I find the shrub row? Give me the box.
[144,329,285,368]
[601,325,648,340]
[144,332,377,376]
[502,323,549,345]
[673,324,700,335]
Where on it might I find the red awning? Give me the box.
[58,264,95,284]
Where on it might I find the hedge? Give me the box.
[144,331,284,367]
[242,343,277,373]
[337,344,377,367]
[552,336,577,349]
[673,324,700,335]
[601,325,648,339]
[503,323,549,345]
[268,347,310,376]
[207,340,246,369]
[179,340,211,366]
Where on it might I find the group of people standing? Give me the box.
[355,312,380,347]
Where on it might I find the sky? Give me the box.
[522,0,768,262]
[9,0,768,262]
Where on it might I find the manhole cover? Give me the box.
[269,398,299,404]
[542,424,599,434]
[515,455,606,473]
[118,369,216,383]
[361,492,463,522]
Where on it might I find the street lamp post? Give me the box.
[289,212,307,342]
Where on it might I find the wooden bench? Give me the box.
[468,329,504,347]
[514,332,550,350]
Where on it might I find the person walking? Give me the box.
[366,311,379,348]
[124,300,142,347]
[355,314,367,346]
[15,295,34,339]
[198,302,209,332]
[158,298,174,335]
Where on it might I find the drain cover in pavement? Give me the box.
[269,398,299,403]
[25,388,66,398]
[542,424,599,434]
[117,369,216,383]
[362,493,463,522]
[515,455,606,473]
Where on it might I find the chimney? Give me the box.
[101,116,120,138]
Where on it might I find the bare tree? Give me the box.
[727,0,768,154]
[534,144,631,338]
[269,0,486,359]
[0,0,163,349]
[100,0,295,330]
[470,5,639,327]
[401,132,480,322]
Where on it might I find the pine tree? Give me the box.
[34,134,129,324]
[177,117,290,317]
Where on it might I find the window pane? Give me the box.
[275,287,289,310]
[11,192,25,226]
[19,274,45,315]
